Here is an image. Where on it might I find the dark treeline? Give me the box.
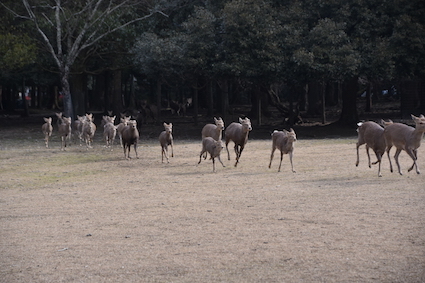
[1,0,424,125]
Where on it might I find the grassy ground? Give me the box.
[1,120,424,282]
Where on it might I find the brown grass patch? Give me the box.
[1,126,425,282]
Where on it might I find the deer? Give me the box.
[41,117,53,148]
[225,117,252,167]
[355,121,388,177]
[159,122,174,163]
[198,137,225,172]
[383,114,425,175]
[82,113,97,149]
[269,128,297,173]
[57,115,72,151]
[122,120,139,159]
[201,117,225,159]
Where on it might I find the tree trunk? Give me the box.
[128,74,136,109]
[218,79,229,121]
[365,81,372,112]
[156,79,162,120]
[307,81,321,116]
[112,70,123,115]
[60,67,74,121]
[22,79,30,117]
[193,79,199,126]
[94,73,106,112]
[71,73,86,116]
[206,78,213,117]
[400,78,421,118]
[339,77,359,126]
[321,80,326,124]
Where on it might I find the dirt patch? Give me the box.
[1,120,425,282]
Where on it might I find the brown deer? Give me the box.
[41,117,53,148]
[269,129,297,173]
[225,117,252,167]
[355,121,388,177]
[383,114,425,175]
[159,122,174,163]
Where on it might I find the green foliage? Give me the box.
[0,32,36,71]
[2,0,425,112]
[218,0,283,79]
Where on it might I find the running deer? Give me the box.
[202,117,224,159]
[159,122,174,163]
[269,128,297,173]
[57,114,72,150]
[355,121,388,177]
[202,117,225,141]
[225,117,252,167]
[198,137,225,172]
[383,114,425,175]
[122,120,139,159]
[82,113,97,149]
[41,117,53,148]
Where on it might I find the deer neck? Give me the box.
[410,127,425,149]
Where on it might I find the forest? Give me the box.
[0,0,424,126]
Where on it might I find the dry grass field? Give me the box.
[1,118,424,282]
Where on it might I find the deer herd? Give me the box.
[41,112,425,175]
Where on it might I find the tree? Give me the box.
[3,0,163,119]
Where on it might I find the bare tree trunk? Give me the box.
[400,78,421,118]
[22,78,30,117]
[321,80,326,124]
[218,79,229,121]
[206,78,213,117]
[365,81,372,112]
[339,77,359,126]
[193,79,199,126]
[112,70,123,115]
[128,74,136,109]
[60,67,74,121]
[71,73,86,116]
[156,79,162,121]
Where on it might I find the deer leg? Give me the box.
[212,157,216,172]
[366,145,372,168]
[163,146,169,163]
[217,155,225,168]
[377,160,382,177]
[393,148,403,175]
[278,151,283,172]
[234,145,240,167]
[289,151,295,173]
[386,146,393,172]
[269,147,276,168]
[133,144,138,159]
[225,140,231,161]
[124,145,129,159]
[372,150,382,165]
[235,145,245,167]
[198,150,205,164]
[375,151,382,177]
[407,149,419,174]
[355,142,361,167]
